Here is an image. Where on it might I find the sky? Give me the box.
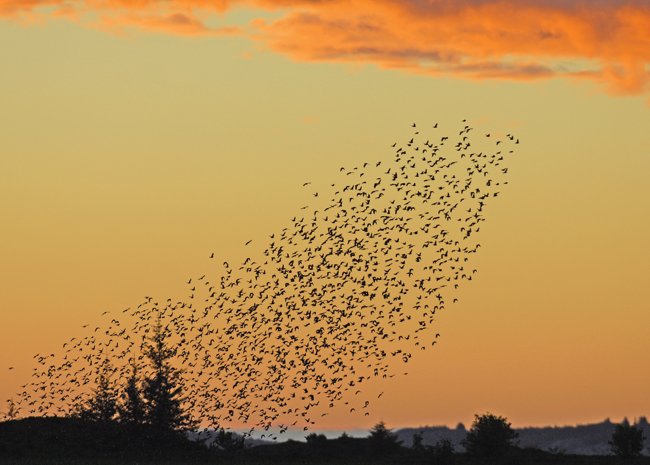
[0,0,649,430]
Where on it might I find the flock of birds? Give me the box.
[9,121,519,439]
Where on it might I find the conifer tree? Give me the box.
[368,421,403,454]
[609,418,645,459]
[78,358,118,422]
[118,360,145,426]
[142,313,192,433]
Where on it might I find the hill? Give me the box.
[0,417,211,462]
[396,417,650,455]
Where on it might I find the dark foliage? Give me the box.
[211,427,246,452]
[609,418,645,459]
[2,417,650,465]
[306,433,328,446]
[368,421,403,455]
[462,412,518,458]
[142,315,193,433]
[118,361,146,426]
[411,431,425,450]
[0,417,208,461]
[74,359,118,423]
[431,438,455,464]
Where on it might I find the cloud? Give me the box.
[100,12,241,36]
[1,0,649,96]
[255,0,650,95]
[0,0,55,16]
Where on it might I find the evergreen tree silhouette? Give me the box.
[142,314,192,433]
[77,358,118,422]
[609,418,645,459]
[118,359,145,426]
[368,421,402,455]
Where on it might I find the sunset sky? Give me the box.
[1,0,649,430]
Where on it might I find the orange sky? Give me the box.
[0,0,649,430]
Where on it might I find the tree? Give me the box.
[368,421,402,454]
[142,314,192,433]
[77,358,118,422]
[212,428,246,452]
[411,431,425,451]
[118,360,145,426]
[305,432,328,446]
[462,412,518,458]
[4,398,17,420]
[432,438,455,464]
[609,418,645,459]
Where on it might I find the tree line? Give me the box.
[309,413,647,461]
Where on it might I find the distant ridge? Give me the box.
[396,417,650,455]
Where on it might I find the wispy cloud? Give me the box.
[2,0,649,96]
[99,12,240,36]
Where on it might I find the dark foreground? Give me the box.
[1,418,648,465]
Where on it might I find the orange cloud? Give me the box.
[0,0,55,16]
[1,0,649,96]
[100,12,241,36]
[255,0,650,95]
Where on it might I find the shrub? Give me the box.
[462,412,518,458]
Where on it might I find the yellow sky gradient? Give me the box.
[0,12,649,430]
